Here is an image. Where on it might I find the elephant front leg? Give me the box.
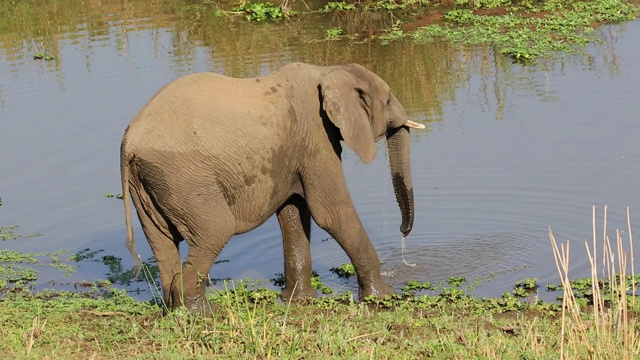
[303,168,395,300]
[333,223,395,300]
[276,195,318,300]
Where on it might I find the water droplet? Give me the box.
[401,236,416,267]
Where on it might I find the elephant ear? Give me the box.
[320,69,376,164]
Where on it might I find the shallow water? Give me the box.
[1,2,639,300]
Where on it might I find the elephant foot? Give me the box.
[279,284,319,301]
[185,296,218,316]
[167,269,218,316]
[161,294,218,316]
[359,281,395,300]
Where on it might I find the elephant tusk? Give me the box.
[404,120,425,129]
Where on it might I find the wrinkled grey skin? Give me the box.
[120,62,422,314]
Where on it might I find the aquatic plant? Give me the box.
[33,52,55,61]
[271,270,334,294]
[329,262,356,278]
[325,27,344,39]
[402,280,432,292]
[321,1,356,12]
[234,1,297,21]
[377,23,406,44]
[513,278,538,297]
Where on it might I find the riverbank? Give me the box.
[2,211,638,359]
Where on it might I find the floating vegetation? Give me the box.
[513,277,539,297]
[329,262,356,278]
[325,27,344,39]
[33,52,55,61]
[271,270,334,294]
[378,24,407,45]
[233,1,297,21]
[320,1,356,12]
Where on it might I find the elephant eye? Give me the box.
[357,89,369,104]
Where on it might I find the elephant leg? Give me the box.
[303,166,395,300]
[129,186,182,311]
[161,189,235,315]
[140,220,181,310]
[276,195,318,300]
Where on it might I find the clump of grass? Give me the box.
[549,205,640,359]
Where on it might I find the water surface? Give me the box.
[1,1,639,300]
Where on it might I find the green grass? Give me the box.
[0,283,553,358]
[2,245,638,359]
[412,0,639,62]
[0,271,635,359]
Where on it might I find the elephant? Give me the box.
[120,62,424,313]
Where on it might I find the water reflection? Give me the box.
[1,1,639,299]
[1,0,575,126]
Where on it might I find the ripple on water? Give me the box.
[382,232,542,284]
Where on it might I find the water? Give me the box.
[1,2,639,300]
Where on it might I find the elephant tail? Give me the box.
[121,149,143,277]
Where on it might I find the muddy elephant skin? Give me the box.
[120,62,424,313]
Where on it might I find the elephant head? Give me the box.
[320,64,424,236]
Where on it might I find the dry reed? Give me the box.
[549,205,640,359]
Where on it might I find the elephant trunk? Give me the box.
[386,126,415,237]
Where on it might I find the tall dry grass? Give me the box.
[549,205,639,359]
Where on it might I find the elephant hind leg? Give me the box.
[128,183,182,311]
[277,195,318,300]
[161,189,235,314]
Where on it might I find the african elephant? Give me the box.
[120,62,424,313]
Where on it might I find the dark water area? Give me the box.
[1,1,639,301]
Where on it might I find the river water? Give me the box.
[1,1,639,300]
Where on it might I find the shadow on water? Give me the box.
[1,0,639,299]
